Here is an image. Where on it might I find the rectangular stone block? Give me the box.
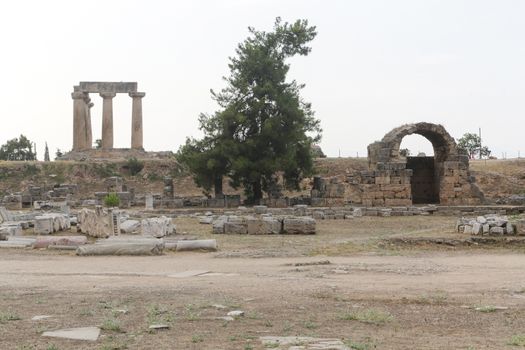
[141,217,174,238]
[224,221,248,234]
[246,218,281,234]
[34,216,54,235]
[282,217,316,234]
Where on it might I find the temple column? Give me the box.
[129,92,145,150]
[72,91,88,151]
[84,96,93,149]
[100,92,116,150]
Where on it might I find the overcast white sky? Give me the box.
[0,0,523,159]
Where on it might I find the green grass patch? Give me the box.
[339,308,393,325]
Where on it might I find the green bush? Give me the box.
[104,193,120,207]
[125,157,144,176]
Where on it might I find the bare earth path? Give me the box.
[2,249,525,349]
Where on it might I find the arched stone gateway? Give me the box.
[365,122,484,206]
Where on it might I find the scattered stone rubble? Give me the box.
[456,214,522,235]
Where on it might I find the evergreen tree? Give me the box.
[178,18,321,202]
[44,142,50,162]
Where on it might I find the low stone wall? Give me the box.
[187,204,524,222]
[210,215,316,235]
[456,215,521,235]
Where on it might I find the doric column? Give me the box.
[84,96,93,150]
[72,91,88,151]
[129,92,145,150]
[87,102,94,149]
[100,92,116,150]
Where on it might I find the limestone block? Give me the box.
[77,207,112,238]
[471,223,482,235]
[312,211,325,220]
[253,205,268,215]
[224,222,248,234]
[282,217,316,234]
[145,194,154,210]
[489,226,505,235]
[141,217,173,238]
[211,216,228,234]
[247,218,281,234]
[517,220,525,235]
[293,204,308,216]
[34,216,54,235]
[198,216,214,224]
[506,222,516,235]
[0,223,22,236]
[120,220,141,233]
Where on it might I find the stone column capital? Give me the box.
[99,92,117,99]
[129,92,145,98]
[72,91,86,100]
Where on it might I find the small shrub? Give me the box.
[93,163,118,178]
[340,308,393,325]
[191,335,204,343]
[0,312,21,323]
[22,164,40,177]
[476,305,497,313]
[125,157,144,176]
[508,334,525,346]
[104,193,120,207]
[101,318,122,332]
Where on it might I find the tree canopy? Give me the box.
[177,18,321,202]
[0,135,37,161]
[457,133,491,159]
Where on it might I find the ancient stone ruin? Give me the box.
[313,122,484,206]
[70,81,146,154]
[365,122,484,205]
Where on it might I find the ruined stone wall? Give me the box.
[311,123,484,206]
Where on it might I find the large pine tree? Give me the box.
[178,18,321,202]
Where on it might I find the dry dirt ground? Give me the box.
[2,216,525,350]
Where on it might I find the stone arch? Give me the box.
[366,122,483,205]
[381,122,458,163]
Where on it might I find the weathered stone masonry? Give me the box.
[364,122,483,206]
[312,122,484,206]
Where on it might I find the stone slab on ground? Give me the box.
[168,270,210,278]
[32,315,53,321]
[260,336,350,350]
[42,326,100,341]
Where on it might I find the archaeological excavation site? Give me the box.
[2,5,525,349]
[1,85,524,347]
